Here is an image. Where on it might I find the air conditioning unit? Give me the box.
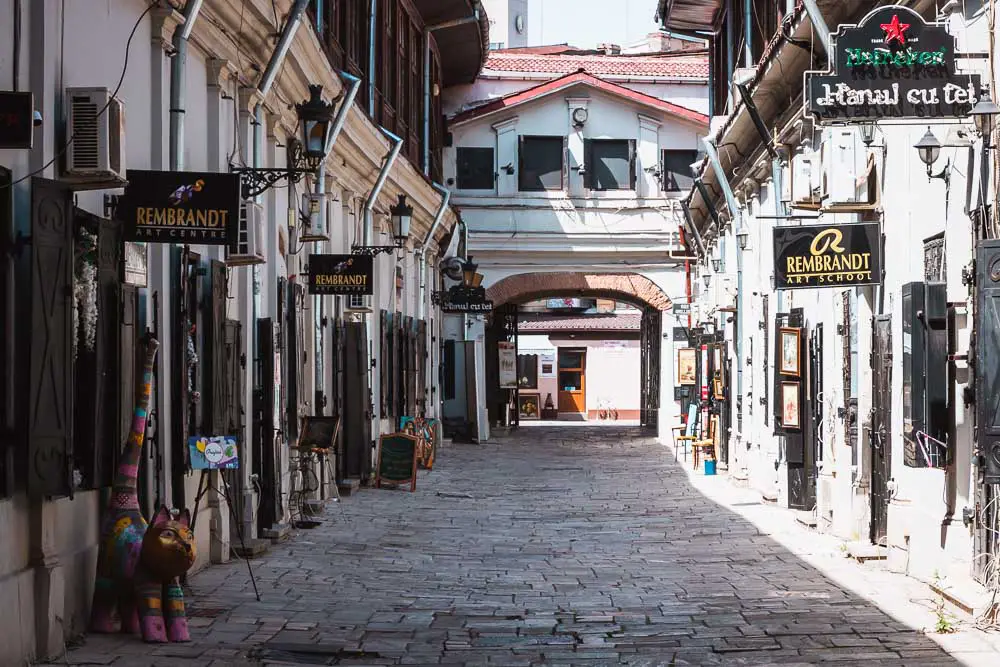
[790,140,819,209]
[226,200,266,266]
[299,193,329,242]
[822,129,858,205]
[344,293,372,313]
[64,87,126,187]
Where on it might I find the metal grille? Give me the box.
[70,96,99,169]
[923,234,946,282]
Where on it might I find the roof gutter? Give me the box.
[418,183,451,320]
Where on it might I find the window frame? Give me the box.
[660,148,699,194]
[518,135,565,192]
[456,146,496,191]
[584,138,636,191]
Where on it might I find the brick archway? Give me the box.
[486,272,672,311]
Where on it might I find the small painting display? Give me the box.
[712,377,724,401]
[677,348,697,386]
[781,382,801,430]
[498,341,517,389]
[298,416,341,451]
[779,327,801,377]
[188,435,239,470]
[518,393,540,420]
[400,416,439,470]
[376,433,419,492]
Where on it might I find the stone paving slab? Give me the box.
[42,425,1000,666]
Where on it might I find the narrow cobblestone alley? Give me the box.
[54,426,1000,666]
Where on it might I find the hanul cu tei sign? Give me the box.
[773,222,882,290]
[119,170,240,245]
[804,6,983,123]
[307,254,373,295]
[441,284,494,313]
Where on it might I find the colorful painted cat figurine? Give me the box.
[90,336,198,643]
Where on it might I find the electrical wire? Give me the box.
[0,0,156,191]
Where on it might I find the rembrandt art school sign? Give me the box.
[773,223,882,290]
[804,6,983,123]
[307,254,374,295]
[119,170,241,245]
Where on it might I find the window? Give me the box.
[585,139,635,190]
[517,354,538,389]
[456,147,495,190]
[661,149,699,192]
[519,136,564,191]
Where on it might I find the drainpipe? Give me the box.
[423,5,481,176]
[364,129,404,248]
[702,137,741,219]
[368,0,377,114]
[313,71,362,200]
[417,183,450,319]
[744,0,752,67]
[168,0,203,171]
[801,0,832,60]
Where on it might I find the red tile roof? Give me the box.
[519,314,641,332]
[484,51,708,79]
[449,70,709,126]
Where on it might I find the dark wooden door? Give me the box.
[974,240,1000,579]
[28,178,74,498]
[870,315,892,546]
[640,307,661,432]
[255,318,277,531]
[343,320,371,481]
[221,319,244,523]
[208,261,227,436]
[0,167,11,496]
[332,319,346,480]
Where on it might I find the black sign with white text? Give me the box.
[441,285,494,313]
[307,254,373,295]
[119,170,240,245]
[804,6,982,123]
[773,223,882,290]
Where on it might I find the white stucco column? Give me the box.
[637,114,661,198]
[566,97,589,197]
[492,117,519,196]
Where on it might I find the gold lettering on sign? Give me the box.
[315,274,368,287]
[783,227,874,286]
[137,207,229,228]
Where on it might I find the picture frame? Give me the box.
[677,348,697,386]
[518,393,541,420]
[781,381,801,430]
[779,327,801,377]
[712,377,724,401]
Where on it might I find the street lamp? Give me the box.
[702,272,712,288]
[462,256,481,288]
[232,84,339,198]
[914,127,950,185]
[859,121,877,147]
[970,93,999,145]
[711,257,722,272]
[390,194,413,246]
[736,226,749,251]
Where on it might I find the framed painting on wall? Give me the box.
[781,381,801,430]
[712,377,724,401]
[677,348,697,386]
[779,327,801,377]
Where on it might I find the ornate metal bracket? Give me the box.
[230,140,321,199]
[351,245,399,257]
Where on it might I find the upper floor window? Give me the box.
[456,147,495,190]
[585,139,636,191]
[661,149,699,193]
[519,136,564,192]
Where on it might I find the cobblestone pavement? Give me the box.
[52,425,1000,666]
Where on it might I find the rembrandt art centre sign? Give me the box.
[307,254,373,295]
[804,6,983,123]
[119,170,240,245]
[773,223,882,290]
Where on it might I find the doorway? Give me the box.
[870,315,892,546]
[557,348,586,417]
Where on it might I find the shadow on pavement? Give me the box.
[61,425,982,666]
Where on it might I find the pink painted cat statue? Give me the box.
[90,336,198,643]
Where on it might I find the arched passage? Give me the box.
[485,272,669,433]
[487,272,673,311]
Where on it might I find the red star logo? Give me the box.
[880,14,910,46]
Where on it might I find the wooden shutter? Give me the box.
[209,260,227,435]
[380,310,390,417]
[256,318,277,530]
[417,319,427,414]
[629,139,637,190]
[28,178,74,498]
[976,240,1000,483]
[93,216,124,488]
[286,281,299,442]
[583,139,593,190]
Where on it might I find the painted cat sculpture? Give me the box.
[90,336,197,643]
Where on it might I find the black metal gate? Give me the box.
[870,314,892,546]
[640,307,661,432]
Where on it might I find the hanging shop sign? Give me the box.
[307,254,373,295]
[119,170,240,245]
[498,341,517,389]
[123,241,148,287]
[440,284,494,313]
[0,91,34,149]
[804,6,983,123]
[773,222,882,290]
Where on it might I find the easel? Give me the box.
[189,467,261,602]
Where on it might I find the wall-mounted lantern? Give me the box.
[352,194,413,256]
[914,127,950,186]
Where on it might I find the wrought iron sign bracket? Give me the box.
[229,140,321,199]
[351,245,398,257]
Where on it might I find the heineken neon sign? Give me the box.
[804,6,983,123]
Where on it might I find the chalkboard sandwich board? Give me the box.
[376,432,419,492]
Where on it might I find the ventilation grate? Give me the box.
[71,96,99,169]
